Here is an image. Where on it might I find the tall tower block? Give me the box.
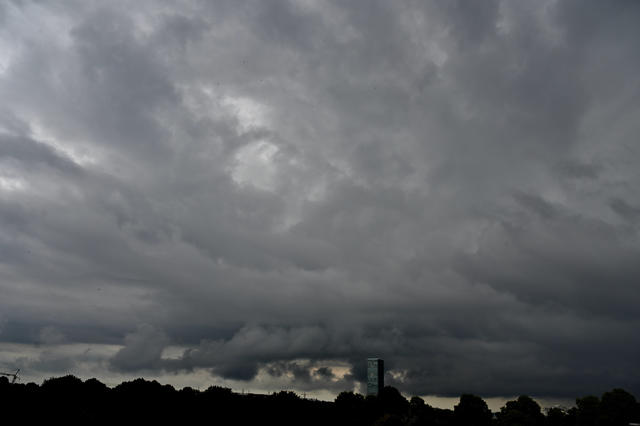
[367,358,384,396]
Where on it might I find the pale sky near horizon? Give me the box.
[1,0,640,405]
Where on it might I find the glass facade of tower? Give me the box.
[367,358,384,396]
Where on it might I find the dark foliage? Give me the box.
[576,395,601,426]
[454,393,492,426]
[599,388,637,426]
[496,395,545,426]
[0,376,639,426]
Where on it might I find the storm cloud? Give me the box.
[1,0,640,400]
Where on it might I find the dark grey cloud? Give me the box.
[1,0,639,400]
[610,198,640,224]
[553,160,601,180]
[110,324,169,372]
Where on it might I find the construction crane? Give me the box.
[0,369,20,384]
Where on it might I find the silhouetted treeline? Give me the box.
[1,375,638,425]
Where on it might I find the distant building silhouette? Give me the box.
[367,358,384,396]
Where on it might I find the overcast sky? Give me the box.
[1,0,640,404]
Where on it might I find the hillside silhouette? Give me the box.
[0,375,638,425]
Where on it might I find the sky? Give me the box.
[1,0,640,408]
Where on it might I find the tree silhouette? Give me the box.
[454,394,492,426]
[546,407,572,426]
[379,386,409,417]
[335,391,367,426]
[2,374,640,426]
[576,395,600,426]
[599,388,637,426]
[496,395,544,426]
[406,396,437,426]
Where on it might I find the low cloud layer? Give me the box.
[1,0,640,399]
